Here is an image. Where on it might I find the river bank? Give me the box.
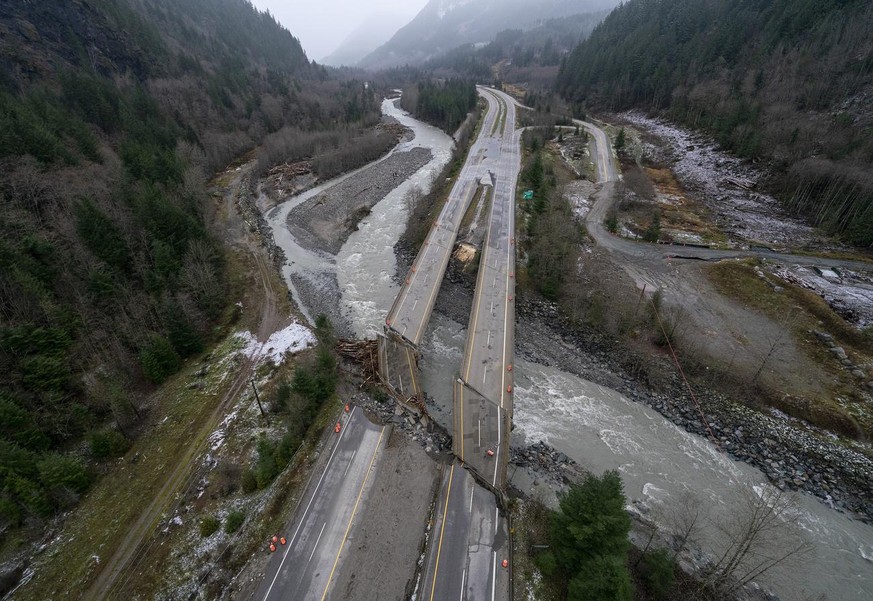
[285,147,432,256]
[397,235,873,521]
[260,95,873,600]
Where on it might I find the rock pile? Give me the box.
[509,440,586,489]
[350,391,452,459]
[814,330,873,389]
[518,297,873,523]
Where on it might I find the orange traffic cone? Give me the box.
[280,537,287,545]
[269,543,276,553]
[502,559,508,568]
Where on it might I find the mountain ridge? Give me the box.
[556,0,873,246]
[358,0,620,70]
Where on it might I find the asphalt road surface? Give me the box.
[419,462,510,601]
[576,119,873,271]
[454,87,520,489]
[386,90,502,347]
[254,408,386,601]
[453,379,509,490]
[378,329,423,403]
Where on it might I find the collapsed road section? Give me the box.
[378,89,503,412]
[453,87,520,490]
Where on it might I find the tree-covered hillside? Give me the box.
[556,0,873,246]
[400,79,478,133]
[0,0,379,527]
[422,11,610,86]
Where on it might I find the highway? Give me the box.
[376,87,516,601]
[385,90,501,347]
[379,89,504,408]
[254,408,385,601]
[453,87,520,489]
[419,462,510,601]
[576,118,618,183]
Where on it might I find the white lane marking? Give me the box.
[478,419,481,447]
[486,330,491,346]
[492,408,501,487]
[460,567,467,601]
[261,407,358,600]
[308,522,327,564]
[469,487,475,513]
[491,551,497,601]
[412,299,419,312]
[483,365,488,385]
[343,450,357,477]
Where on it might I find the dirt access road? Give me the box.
[577,117,873,403]
[83,163,288,600]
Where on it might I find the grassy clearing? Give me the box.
[617,160,727,245]
[124,357,346,598]
[19,332,252,599]
[16,232,292,599]
[707,259,872,438]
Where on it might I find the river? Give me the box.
[265,99,873,601]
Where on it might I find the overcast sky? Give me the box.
[249,0,429,61]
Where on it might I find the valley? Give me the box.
[2,1,872,601]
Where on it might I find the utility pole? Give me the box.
[250,378,265,416]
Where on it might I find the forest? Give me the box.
[420,11,608,88]
[400,79,478,133]
[0,0,381,527]
[556,0,873,246]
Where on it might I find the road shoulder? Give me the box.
[329,429,440,601]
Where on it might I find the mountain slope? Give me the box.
[359,0,620,70]
[320,11,411,67]
[423,10,610,84]
[0,0,378,533]
[556,0,873,246]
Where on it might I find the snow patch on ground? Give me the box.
[236,321,316,364]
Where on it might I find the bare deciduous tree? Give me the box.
[702,487,813,596]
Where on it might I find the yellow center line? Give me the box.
[429,463,455,601]
[319,426,386,601]
[412,181,478,345]
[459,385,465,460]
[405,346,419,397]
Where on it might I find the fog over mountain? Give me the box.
[358,0,620,69]
[320,11,412,67]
